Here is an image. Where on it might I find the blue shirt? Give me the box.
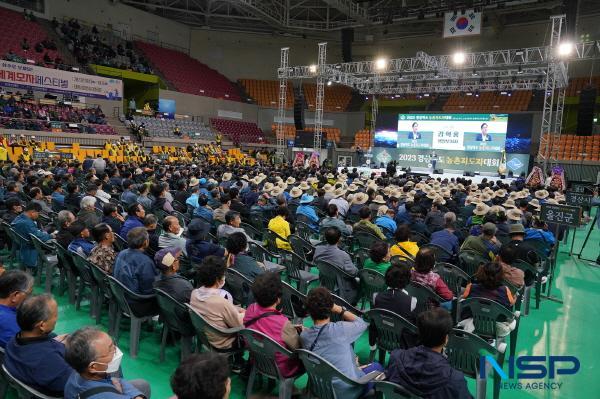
[68,238,95,258]
[120,190,138,207]
[297,204,319,231]
[186,239,225,264]
[430,229,459,259]
[64,373,142,399]
[524,229,556,255]
[186,193,199,209]
[375,215,397,238]
[113,249,158,295]
[193,206,213,222]
[0,305,18,348]
[51,191,65,207]
[11,213,52,268]
[119,216,144,239]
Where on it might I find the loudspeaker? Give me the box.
[341,28,354,63]
[433,169,443,174]
[576,86,596,135]
[293,89,305,130]
[463,171,474,177]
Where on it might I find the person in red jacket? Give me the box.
[411,247,454,310]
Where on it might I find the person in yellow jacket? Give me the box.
[389,224,420,260]
[267,206,292,251]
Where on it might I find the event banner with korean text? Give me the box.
[371,148,530,175]
[0,60,123,100]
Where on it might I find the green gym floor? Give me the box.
[6,208,600,399]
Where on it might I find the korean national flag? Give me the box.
[443,10,482,38]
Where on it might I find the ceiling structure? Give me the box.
[121,0,600,39]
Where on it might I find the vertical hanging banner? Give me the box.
[443,10,482,38]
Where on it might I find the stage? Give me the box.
[337,166,517,185]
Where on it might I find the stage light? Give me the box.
[327,80,332,86]
[375,58,387,71]
[309,64,317,73]
[453,51,466,64]
[558,42,573,57]
[466,92,473,96]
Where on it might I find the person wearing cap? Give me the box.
[154,247,193,304]
[320,204,352,236]
[67,221,95,258]
[186,220,226,264]
[88,223,117,274]
[374,206,397,240]
[120,179,138,208]
[354,206,386,240]
[297,193,319,232]
[460,222,500,260]
[2,197,23,224]
[268,206,292,251]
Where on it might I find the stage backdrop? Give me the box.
[0,60,123,100]
[373,112,532,175]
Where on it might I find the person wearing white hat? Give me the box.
[348,192,369,218]
[329,188,349,217]
[369,195,387,214]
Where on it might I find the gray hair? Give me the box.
[16,293,54,331]
[444,212,457,227]
[127,226,149,249]
[57,210,75,228]
[80,196,97,210]
[143,214,158,227]
[0,270,34,298]
[64,326,104,373]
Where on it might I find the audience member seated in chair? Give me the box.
[313,227,359,304]
[320,203,352,236]
[55,210,76,249]
[189,256,244,358]
[386,308,473,399]
[458,262,517,337]
[494,244,525,288]
[64,326,151,399]
[193,195,213,222]
[67,221,95,258]
[301,287,383,399]
[78,196,101,230]
[268,206,292,250]
[353,206,386,240]
[2,198,23,224]
[429,212,460,262]
[102,203,124,236]
[374,206,397,239]
[113,227,158,317]
[524,217,556,256]
[170,353,231,399]
[297,194,320,232]
[412,247,454,309]
[4,294,74,397]
[243,272,303,377]
[0,270,34,348]
[186,219,225,264]
[460,222,501,260]
[119,203,146,239]
[11,202,55,271]
[88,223,117,274]
[370,261,418,348]
[158,216,187,255]
[226,232,264,280]
[364,241,391,274]
[153,247,193,304]
[217,211,253,243]
[390,224,419,260]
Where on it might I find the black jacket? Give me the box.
[387,346,473,399]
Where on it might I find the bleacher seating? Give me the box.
[443,90,532,112]
[302,83,352,112]
[211,118,265,143]
[132,115,214,140]
[271,124,341,143]
[566,76,600,97]
[0,7,64,67]
[135,41,241,101]
[354,129,373,148]
[553,134,600,161]
[239,79,293,108]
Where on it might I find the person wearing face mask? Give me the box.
[64,326,151,399]
[189,256,245,373]
[153,247,193,304]
[158,216,187,255]
[3,294,74,397]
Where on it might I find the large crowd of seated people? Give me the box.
[0,154,587,399]
[55,18,153,74]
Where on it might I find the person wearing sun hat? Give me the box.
[329,187,349,217]
[220,172,233,190]
[288,186,303,207]
[153,246,193,304]
[369,194,387,214]
[466,202,489,228]
[297,193,319,232]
